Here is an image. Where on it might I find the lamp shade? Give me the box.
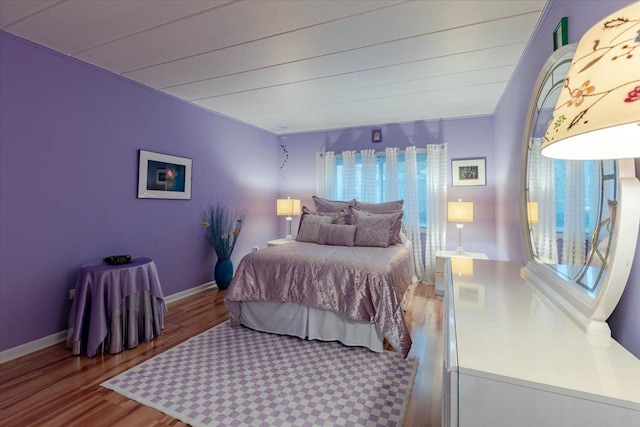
[448,200,473,223]
[541,1,640,160]
[528,202,539,225]
[276,198,301,216]
[451,257,474,276]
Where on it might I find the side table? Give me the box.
[267,238,294,247]
[435,250,489,297]
[66,257,167,357]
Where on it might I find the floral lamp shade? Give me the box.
[541,1,640,160]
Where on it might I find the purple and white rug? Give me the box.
[102,321,418,427]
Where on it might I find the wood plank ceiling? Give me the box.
[0,0,547,134]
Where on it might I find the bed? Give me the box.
[224,235,414,358]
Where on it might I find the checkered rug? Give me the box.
[102,321,418,427]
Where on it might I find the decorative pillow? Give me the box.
[317,224,356,247]
[350,207,403,245]
[301,206,350,225]
[296,214,334,243]
[355,199,404,213]
[353,213,394,248]
[312,196,356,213]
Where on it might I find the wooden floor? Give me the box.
[0,284,442,427]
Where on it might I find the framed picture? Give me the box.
[372,129,382,143]
[553,17,568,51]
[138,150,192,199]
[451,157,486,187]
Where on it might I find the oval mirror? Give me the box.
[520,44,640,337]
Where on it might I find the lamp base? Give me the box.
[455,223,466,255]
[285,216,293,241]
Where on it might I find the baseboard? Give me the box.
[0,281,218,364]
[164,281,216,304]
[0,331,68,364]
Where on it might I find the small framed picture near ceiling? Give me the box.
[451,157,486,187]
[138,150,192,199]
[553,17,568,51]
[372,129,382,143]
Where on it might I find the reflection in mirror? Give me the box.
[523,45,618,300]
[520,43,640,337]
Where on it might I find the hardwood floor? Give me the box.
[0,284,442,427]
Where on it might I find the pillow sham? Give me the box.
[296,214,334,243]
[302,205,350,225]
[355,199,404,213]
[317,223,356,247]
[350,207,403,245]
[312,196,356,213]
[353,212,394,248]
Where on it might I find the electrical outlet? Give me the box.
[69,289,75,300]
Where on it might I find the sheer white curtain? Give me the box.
[360,149,378,202]
[585,161,600,244]
[529,138,558,263]
[424,143,448,283]
[316,151,335,199]
[385,147,399,201]
[562,160,586,266]
[404,147,425,280]
[315,144,449,283]
[342,151,357,200]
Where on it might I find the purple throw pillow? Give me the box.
[312,196,356,213]
[349,207,403,245]
[317,224,356,246]
[296,214,334,243]
[352,212,394,248]
[355,199,404,213]
[301,206,350,225]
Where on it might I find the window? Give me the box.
[553,159,598,233]
[334,151,427,226]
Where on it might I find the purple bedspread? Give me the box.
[224,239,414,357]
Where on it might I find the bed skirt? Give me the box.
[239,301,384,352]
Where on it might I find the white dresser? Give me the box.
[442,259,640,427]
[435,250,488,297]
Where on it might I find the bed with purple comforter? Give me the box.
[224,237,414,358]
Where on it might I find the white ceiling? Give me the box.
[0,0,546,135]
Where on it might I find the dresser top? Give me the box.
[449,259,640,408]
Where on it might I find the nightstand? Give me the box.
[267,238,294,247]
[435,250,489,297]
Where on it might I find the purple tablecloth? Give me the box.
[66,257,167,357]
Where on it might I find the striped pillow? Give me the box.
[296,214,334,243]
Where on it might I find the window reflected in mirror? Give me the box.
[524,47,619,300]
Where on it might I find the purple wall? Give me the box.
[277,116,498,259]
[0,32,279,352]
[494,0,639,357]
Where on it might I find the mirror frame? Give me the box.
[519,44,640,338]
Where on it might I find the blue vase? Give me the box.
[214,258,233,290]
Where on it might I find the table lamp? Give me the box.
[451,257,474,276]
[448,199,473,254]
[527,202,539,225]
[277,197,301,240]
[541,1,640,160]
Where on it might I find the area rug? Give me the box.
[101,321,418,427]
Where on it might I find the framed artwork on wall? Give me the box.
[137,150,192,199]
[372,129,382,143]
[451,157,486,187]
